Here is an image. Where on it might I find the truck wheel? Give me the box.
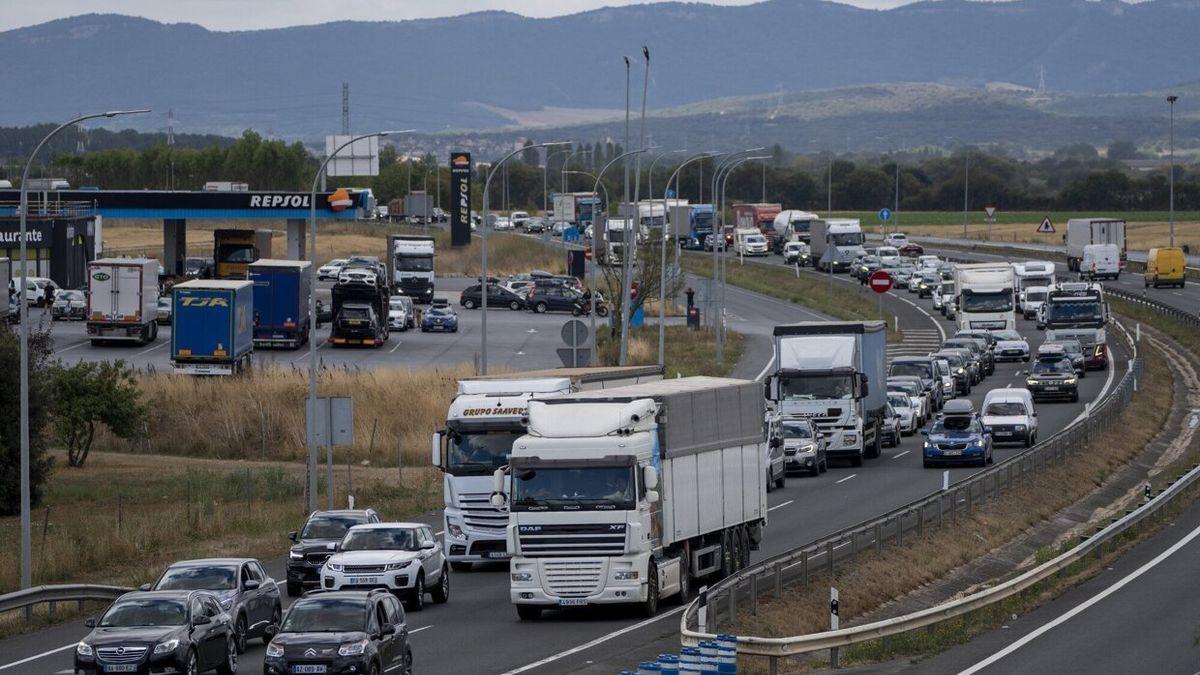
[765,469,773,493]
[719,530,736,578]
[516,605,542,621]
[774,470,786,490]
[638,562,659,618]
[737,528,751,569]
[676,554,694,603]
[865,424,882,459]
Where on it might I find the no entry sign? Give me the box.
[869,270,893,294]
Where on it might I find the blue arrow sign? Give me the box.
[878,208,892,222]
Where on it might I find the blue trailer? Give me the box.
[249,259,312,349]
[672,204,714,250]
[171,279,254,375]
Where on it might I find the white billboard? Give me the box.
[324,135,380,177]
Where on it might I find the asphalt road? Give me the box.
[0,249,1130,675]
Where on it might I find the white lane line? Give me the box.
[768,499,794,512]
[292,342,325,362]
[892,451,910,460]
[409,625,433,635]
[501,606,688,674]
[0,642,76,671]
[388,340,404,354]
[54,340,92,354]
[835,474,857,484]
[959,517,1200,675]
[135,340,169,357]
[754,352,775,383]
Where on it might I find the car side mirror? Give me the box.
[288,531,298,543]
[84,617,97,628]
[770,437,782,449]
[381,623,397,637]
[243,579,260,591]
[193,615,211,627]
[139,583,152,591]
[421,540,437,550]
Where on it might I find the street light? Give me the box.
[1168,95,1179,247]
[708,148,764,346]
[946,136,970,238]
[564,170,608,205]
[717,155,770,363]
[17,108,151,595]
[307,129,412,512]
[480,141,570,374]
[876,136,900,236]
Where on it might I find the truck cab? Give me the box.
[1041,282,1109,370]
[955,262,1015,331]
[811,219,866,272]
[388,235,435,304]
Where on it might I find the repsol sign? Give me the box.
[449,152,472,247]
[248,194,311,208]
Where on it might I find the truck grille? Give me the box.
[459,493,509,532]
[517,523,626,557]
[343,565,386,574]
[306,552,332,565]
[96,646,147,664]
[542,559,605,597]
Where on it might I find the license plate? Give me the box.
[292,666,327,674]
[996,432,1012,437]
[1044,386,1059,391]
[941,450,961,456]
[347,576,378,585]
[485,551,511,559]
[104,666,138,673]
[557,598,588,606]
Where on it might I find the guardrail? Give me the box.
[0,584,130,618]
[681,317,1145,668]
[1105,286,1200,327]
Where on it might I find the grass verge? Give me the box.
[681,253,903,343]
[596,325,744,378]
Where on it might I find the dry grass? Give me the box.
[731,339,1171,672]
[900,220,1200,252]
[595,325,744,378]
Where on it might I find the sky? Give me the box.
[1,0,915,32]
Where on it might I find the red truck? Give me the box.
[731,203,781,245]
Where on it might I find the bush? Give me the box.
[48,360,145,468]
[0,325,55,516]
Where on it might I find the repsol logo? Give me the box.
[180,297,229,307]
[458,182,469,224]
[248,194,311,208]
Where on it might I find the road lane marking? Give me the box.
[409,625,433,635]
[389,340,404,354]
[292,342,325,362]
[501,606,688,674]
[54,340,91,354]
[892,451,910,460]
[0,642,76,671]
[135,340,169,357]
[768,500,794,512]
[835,474,857,484]
[959,517,1200,675]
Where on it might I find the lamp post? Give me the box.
[1168,95,1179,247]
[658,152,719,366]
[17,108,151,595]
[308,130,410,511]
[708,148,764,347]
[590,148,651,365]
[480,141,569,375]
[876,136,900,236]
[946,136,969,238]
[717,155,770,362]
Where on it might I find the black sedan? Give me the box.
[264,589,412,675]
[459,283,525,311]
[74,590,238,675]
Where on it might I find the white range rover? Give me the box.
[321,522,450,611]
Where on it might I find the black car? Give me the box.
[264,589,412,675]
[287,509,381,597]
[525,285,585,314]
[459,283,525,311]
[943,337,994,376]
[145,557,282,654]
[75,590,237,675]
[1026,353,1080,402]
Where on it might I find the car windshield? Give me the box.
[961,290,1013,313]
[448,430,522,475]
[1033,359,1073,375]
[100,599,188,627]
[340,528,416,551]
[1045,300,1103,324]
[340,307,371,321]
[937,353,965,368]
[780,421,813,439]
[890,363,930,379]
[280,599,364,633]
[985,402,1027,416]
[887,394,911,409]
[512,465,635,511]
[396,256,433,272]
[779,374,854,400]
[890,382,918,396]
[943,340,978,354]
[155,565,237,591]
[301,515,365,540]
[934,361,951,376]
[58,290,83,301]
[389,300,406,310]
[430,308,453,317]
[933,416,981,433]
[1049,341,1081,355]
[992,330,1022,341]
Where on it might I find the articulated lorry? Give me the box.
[954,262,1016,331]
[599,216,636,266]
[1066,218,1126,273]
[248,259,311,349]
[170,280,254,375]
[765,322,887,465]
[430,366,664,569]
[771,210,821,251]
[493,376,767,619]
[1043,282,1110,370]
[810,219,866,272]
[553,192,601,229]
[86,258,160,345]
[329,270,390,347]
[669,204,714,249]
[388,234,435,303]
[213,229,272,279]
[732,203,781,235]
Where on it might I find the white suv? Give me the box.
[321,523,450,611]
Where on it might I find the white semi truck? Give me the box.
[954,262,1016,331]
[810,219,866,272]
[765,322,888,466]
[1012,261,1056,295]
[1043,282,1110,370]
[388,234,435,303]
[431,367,663,569]
[493,377,767,619]
[85,258,160,345]
[1066,218,1126,273]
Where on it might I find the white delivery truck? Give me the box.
[494,377,767,619]
[765,322,888,465]
[1080,243,1120,280]
[387,234,435,303]
[734,227,769,256]
[954,262,1015,331]
[1012,261,1056,295]
[85,257,160,345]
[1066,218,1125,273]
[810,219,866,272]
[771,210,821,246]
[602,217,636,266]
[431,366,663,570]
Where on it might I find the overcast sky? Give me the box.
[2,0,918,32]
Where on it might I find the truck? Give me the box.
[771,210,821,251]
[248,259,311,349]
[387,234,435,303]
[1012,261,1056,295]
[1066,218,1126,273]
[170,280,254,375]
[430,366,663,569]
[213,229,272,279]
[766,322,886,465]
[733,227,769,256]
[669,203,714,249]
[1042,282,1110,370]
[599,216,635,266]
[329,270,390,347]
[492,376,767,619]
[553,192,601,229]
[732,203,781,236]
[402,192,434,223]
[954,262,1016,331]
[85,258,160,345]
[810,219,866,272]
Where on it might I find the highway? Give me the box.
[0,252,1129,675]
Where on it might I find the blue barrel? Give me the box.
[698,641,719,672]
[657,654,680,675]
[679,646,702,673]
[638,661,662,675]
[716,635,738,673]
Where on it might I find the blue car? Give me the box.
[421,306,459,333]
[922,400,993,468]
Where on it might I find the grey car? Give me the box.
[145,557,282,654]
[778,417,827,475]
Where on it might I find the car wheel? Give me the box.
[184,648,199,675]
[535,302,548,313]
[263,604,281,645]
[821,454,829,473]
[516,605,542,620]
[407,574,425,611]
[234,614,248,653]
[216,635,237,675]
[463,298,476,309]
[432,565,450,603]
[403,648,414,675]
[366,662,379,675]
[510,300,521,311]
[286,581,301,598]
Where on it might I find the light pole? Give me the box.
[17,108,151,595]
[1168,95,1179,247]
[876,136,900,236]
[590,148,651,365]
[480,141,569,374]
[659,152,719,367]
[717,155,770,362]
[308,130,409,511]
[708,148,764,344]
[946,136,970,238]
[564,170,607,204]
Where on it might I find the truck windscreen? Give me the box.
[1046,301,1103,325]
[791,220,812,234]
[448,430,522,476]
[511,466,635,511]
[217,243,255,263]
[395,256,433,272]
[961,290,1013,313]
[830,232,864,246]
[780,374,854,400]
[693,213,713,232]
[1024,276,1053,288]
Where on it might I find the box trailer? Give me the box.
[171,280,254,375]
[1066,218,1126,273]
[86,257,160,345]
[248,259,312,349]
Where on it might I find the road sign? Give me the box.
[1037,216,1055,234]
[305,396,354,447]
[878,208,892,222]
[869,270,893,294]
[561,319,589,348]
[984,206,996,218]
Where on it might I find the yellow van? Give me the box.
[1146,247,1186,288]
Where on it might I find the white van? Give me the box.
[982,388,1038,447]
[876,246,901,265]
[1080,243,1120,281]
[1019,285,1048,320]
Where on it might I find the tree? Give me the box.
[1107,140,1140,161]
[0,326,55,516]
[48,360,145,468]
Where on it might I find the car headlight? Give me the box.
[614,570,640,580]
[1064,378,1077,385]
[266,641,284,658]
[339,638,370,657]
[447,522,465,539]
[511,572,532,582]
[289,550,303,560]
[153,638,179,654]
[1026,378,1038,386]
[325,562,343,572]
[956,368,965,375]
[385,562,408,571]
[76,642,93,657]
[969,439,985,448]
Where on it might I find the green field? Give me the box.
[829,211,1200,227]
